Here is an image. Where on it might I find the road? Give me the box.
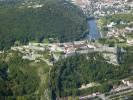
[79,86,133,100]
[106,88,133,99]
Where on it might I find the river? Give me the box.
[87,17,102,40]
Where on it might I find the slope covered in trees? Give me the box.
[0,0,87,50]
[0,51,51,100]
[50,51,132,98]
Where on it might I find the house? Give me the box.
[125,27,133,33]
[127,39,133,45]
[122,79,133,87]
[107,22,117,28]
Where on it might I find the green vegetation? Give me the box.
[98,14,133,46]
[99,14,133,37]
[98,38,118,47]
[0,0,87,50]
[101,14,133,26]
[0,1,133,100]
[50,51,132,98]
[0,51,51,99]
[120,46,133,66]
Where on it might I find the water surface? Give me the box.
[87,18,101,40]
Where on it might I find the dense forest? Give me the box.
[0,52,40,99]
[50,47,133,98]
[0,0,133,100]
[0,0,87,50]
[0,47,132,99]
[0,51,52,100]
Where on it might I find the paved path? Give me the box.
[106,88,133,99]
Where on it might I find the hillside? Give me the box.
[50,49,133,98]
[0,0,87,50]
[0,51,52,99]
